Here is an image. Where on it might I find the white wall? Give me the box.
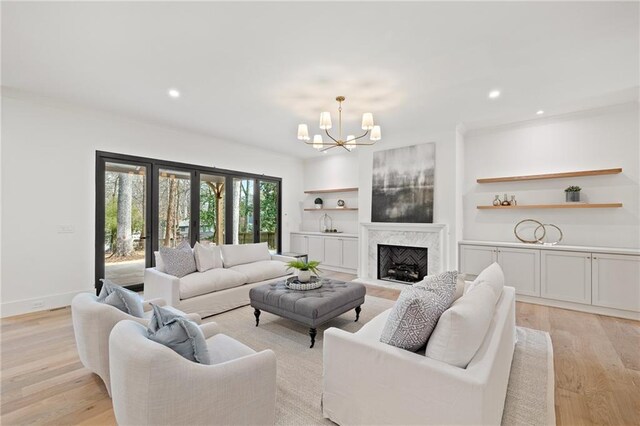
[1,90,304,317]
[301,131,462,269]
[463,103,639,249]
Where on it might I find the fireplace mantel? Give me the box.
[357,222,448,288]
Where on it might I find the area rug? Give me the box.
[205,295,554,425]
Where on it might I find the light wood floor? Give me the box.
[1,272,639,425]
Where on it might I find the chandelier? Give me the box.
[297,96,381,152]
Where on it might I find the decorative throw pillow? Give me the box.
[154,251,167,273]
[159,241,197,278]
[466,262,505,304]
[96,279,144,318]
[425,284,496,368]
[147,304,210,364]
[380,284,455,352]
[414,270,459,296]
[193,242,222,272]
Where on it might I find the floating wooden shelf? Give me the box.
[476,168,622,184]
[477,203,623,210]
[304,208,359,211]
[304,187,358,194]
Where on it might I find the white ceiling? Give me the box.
[3,1,638,158]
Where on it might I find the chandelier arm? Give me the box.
[351,130,370,141]
[324,128,340,144]
[320,144,339,152]
[353,141,377,146]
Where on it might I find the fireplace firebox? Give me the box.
[377,244,428,284]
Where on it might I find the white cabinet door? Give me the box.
[290,234,307,254]
[342,238,359,270]
[459,245,497,278]
[541,251,591,304]
[497,247,540,296]
[324,238,343,267]
[307,236,325,263]
[592,253,640,312]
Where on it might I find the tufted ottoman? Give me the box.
[249,279,366,348]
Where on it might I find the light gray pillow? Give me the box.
[380,278,456,352]
[159,241,197,278]
[96,279,144,318]
[147,304,210,364]
[414,270,459,296]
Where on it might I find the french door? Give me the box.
[96,152,282,293]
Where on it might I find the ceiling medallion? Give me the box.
[297,96,381,152]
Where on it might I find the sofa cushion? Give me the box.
[228,260,289,284]
[154,251,167,273]
[425,283,497,368]
[220,242,271,267]
[467,262,504,304]
[206,333,255,365]
[356,308,392,340]
[380,284,455,352]
[159,241,197,278]
[97,279,144,318]
[194,242,223,272]
[179,268,248,300]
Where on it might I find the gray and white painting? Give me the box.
[371,143,435,223]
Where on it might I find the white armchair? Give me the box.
[322,287,516,425]
[71,292,201,396]
[109,320,277,426]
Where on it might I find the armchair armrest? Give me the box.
[271,254,297,262]
[323,327,486,425]
[144,268,180,306]
[199,321,221,339]
[142,298,167,312]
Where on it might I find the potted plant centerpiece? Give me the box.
[314,198,323,209]
[565,186,582,202]
[286,259,321,283]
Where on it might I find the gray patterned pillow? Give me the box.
[96,279,144,318]
[380,276,456,352]
[414,270,459,296]
[147,304,210,364]
[159,241,197,278]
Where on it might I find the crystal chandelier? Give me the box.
[297,96,381,152]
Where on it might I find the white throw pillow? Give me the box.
[193,242,222,272]
[425,284,496,368]
[154,251,167,273]
[466,262,504,304]
[220,242,271,267]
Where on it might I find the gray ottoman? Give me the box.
[249,279,366,348]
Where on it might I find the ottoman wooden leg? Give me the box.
[309,328,317,348]
[355,306,361,322]
[254,308,261,326]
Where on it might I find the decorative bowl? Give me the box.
[286,276,323,291]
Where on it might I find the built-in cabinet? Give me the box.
[290,232,359,273]
[459,241,640,319]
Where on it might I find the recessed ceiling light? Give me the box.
[322,151,327,155]
[167,88,181,98]
[488,90,501,99]
[536,110,545,115]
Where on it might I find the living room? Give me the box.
[1,1,639,425]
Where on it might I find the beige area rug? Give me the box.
[205,295,554,426]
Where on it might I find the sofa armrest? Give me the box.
[142,298,167,312]
[200,321,221,339]
[271,254,297,262]
[144,268,180,307]
[322,327,488,425]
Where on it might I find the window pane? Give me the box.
[233,178,254,244]
[104,162,147,286]
[260,181,278,252]
[199,174,225,245]
[158,169,191,248]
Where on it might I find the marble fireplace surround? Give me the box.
[355,222,448,288]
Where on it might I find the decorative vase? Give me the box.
[492,195,501,206]
[298,269,311,283]
[510,195,517,206]
[501,193,511,206]
[566,191,580,202]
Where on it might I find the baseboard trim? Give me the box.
[516,295,640,321]
[1,290,87,318]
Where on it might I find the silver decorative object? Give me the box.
[514,219,563,245]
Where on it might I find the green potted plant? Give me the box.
[286,259,321,283]
[314,197,323,209]
[565,186,582,202]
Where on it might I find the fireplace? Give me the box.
[377,244,428,284]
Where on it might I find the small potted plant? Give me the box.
[565,186,582,202]
[286,259,321,283]
[314,198,323,209]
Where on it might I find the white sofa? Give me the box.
[109,319,277,425]
[144,242,294,317]
[322,286,516,425]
